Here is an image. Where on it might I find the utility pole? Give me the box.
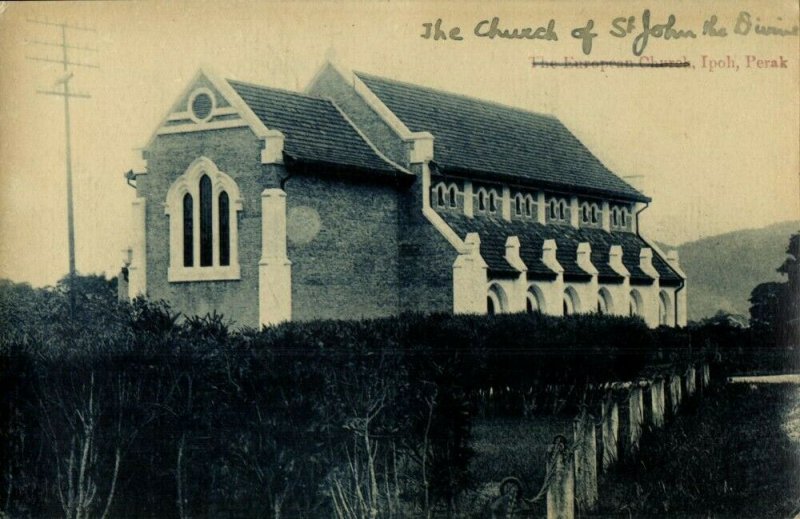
[26,19,96,313]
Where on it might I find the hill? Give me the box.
[660,221,799,322]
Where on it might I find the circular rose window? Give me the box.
[189,90,214,122]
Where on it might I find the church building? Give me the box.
[121,61,687,328]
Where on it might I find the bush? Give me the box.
[0,278,696,517]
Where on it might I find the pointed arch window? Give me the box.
[219,191,230,266]
[199,175,213,267]
[166,157,242,282]
[182,194,193,267]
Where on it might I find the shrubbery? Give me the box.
[1,278,703,517]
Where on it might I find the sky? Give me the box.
[0,0,798,287]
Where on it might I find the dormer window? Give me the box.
[514,194,523,216]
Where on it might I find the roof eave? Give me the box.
[284,153,414,183]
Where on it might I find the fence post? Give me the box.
[547,435,575,519]
[600,392,618,472]
[668,374,682,416]
[702,363,711,389]
[573,408,598,513]
[649,378,665,428]
[628,386,644,456]
[685,366,697,397]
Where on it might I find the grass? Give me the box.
[592,383,800,518]
[466,414,574,516]
[464,385,800,518]
[470,415,574,486]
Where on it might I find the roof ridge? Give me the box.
[354,70,559,121]
[226,78,328,102]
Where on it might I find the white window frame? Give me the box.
[447,183,459,208]
[591,203,600,224]
[620,207,630,228]
[580,202,591,224]
[476,187,488,213]
[165,156,243,282]
[488,189,499,213]
[432,182,446,208]
[524,194,535,218]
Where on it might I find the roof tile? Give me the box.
[438,211,681,283]
[228,79,403,175]
[356,72,648,201]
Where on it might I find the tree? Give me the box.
[749,232,800,347]
[777,233,799,347]
[749,282,786,334]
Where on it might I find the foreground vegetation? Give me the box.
[594,383,800,518]
[0,276,794,517]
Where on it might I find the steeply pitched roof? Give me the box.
[355,72,649,202]
[439,211,682,285]
[227,79,406,176]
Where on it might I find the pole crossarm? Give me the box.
[27,18,96,32]
[26,56,99,68]
[26,40,98,52]
[36,90,91,99]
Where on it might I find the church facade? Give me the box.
[122,62,687,328]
